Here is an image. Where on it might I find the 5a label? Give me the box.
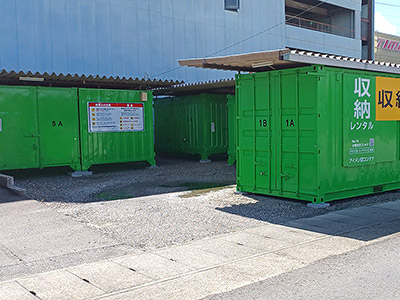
[52,121,64,127]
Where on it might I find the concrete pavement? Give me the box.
[205,222,400,300]
[0,199,399,300]
[0,198,137,281]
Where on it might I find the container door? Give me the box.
[237,74,272,192]
[37,88,80,169]
[0,86,39,170]
[254,75,272,191]
[275,73,300,194]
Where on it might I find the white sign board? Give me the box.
[88,102,144,133]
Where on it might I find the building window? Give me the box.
[225,0,239,11]
[285,0,355,39]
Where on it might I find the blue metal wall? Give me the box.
[0,0,364,83]
[0,0,285,83]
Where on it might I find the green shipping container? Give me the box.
[0,86,80,171]
[227,94,236,165]
[0,86,154,172]
[154,94,228,161]
[236,65,400,203]
[79,89,155,171]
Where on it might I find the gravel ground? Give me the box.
[9,157,400,251]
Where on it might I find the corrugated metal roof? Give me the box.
[179,49,400,75]
[154,79,235,96]
[179,49,294,72]
[0,69,181,90]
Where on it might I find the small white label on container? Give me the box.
[211,122,215,133]
[140,92,148,102]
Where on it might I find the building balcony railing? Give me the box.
[286,15,355,39]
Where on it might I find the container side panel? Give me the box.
[0,86,38,170]
[297,73,318,195]
[154,98,173,153]
[227,94,236,165]
[37,87,80,170]
[204,95,228,158]
[343,73,396,166]
[321,67,400,201]
[237,76,256,189]
[185,98,202,154]
[254,74,272,191]
[280,73,299,194]
[269,74,280,191]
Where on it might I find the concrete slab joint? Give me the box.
[0,174,26,196]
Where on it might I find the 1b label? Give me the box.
[259,119,267,127]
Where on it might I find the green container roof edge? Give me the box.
[236,64,400,80]
[155,93,227,101]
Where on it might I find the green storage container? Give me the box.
[236,65,400,203]
[154,94,228,161]
[79,89,155,171]
[154,97,173,154]
[0,86,81,171]
[227,94,236,165]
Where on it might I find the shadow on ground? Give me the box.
[0,186,30,203]
[217,191,400,242]
[93,181,235,202]
[2,156,236,203]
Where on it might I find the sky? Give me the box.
[375,1,400,36]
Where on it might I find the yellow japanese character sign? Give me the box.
[376,77,400,120]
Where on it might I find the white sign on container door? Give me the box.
[88,102,144,133]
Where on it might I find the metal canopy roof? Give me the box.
[179,49,400,75]
[154,79,235,96]
[0,69,181,90]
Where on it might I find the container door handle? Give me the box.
[24,134,40,137]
